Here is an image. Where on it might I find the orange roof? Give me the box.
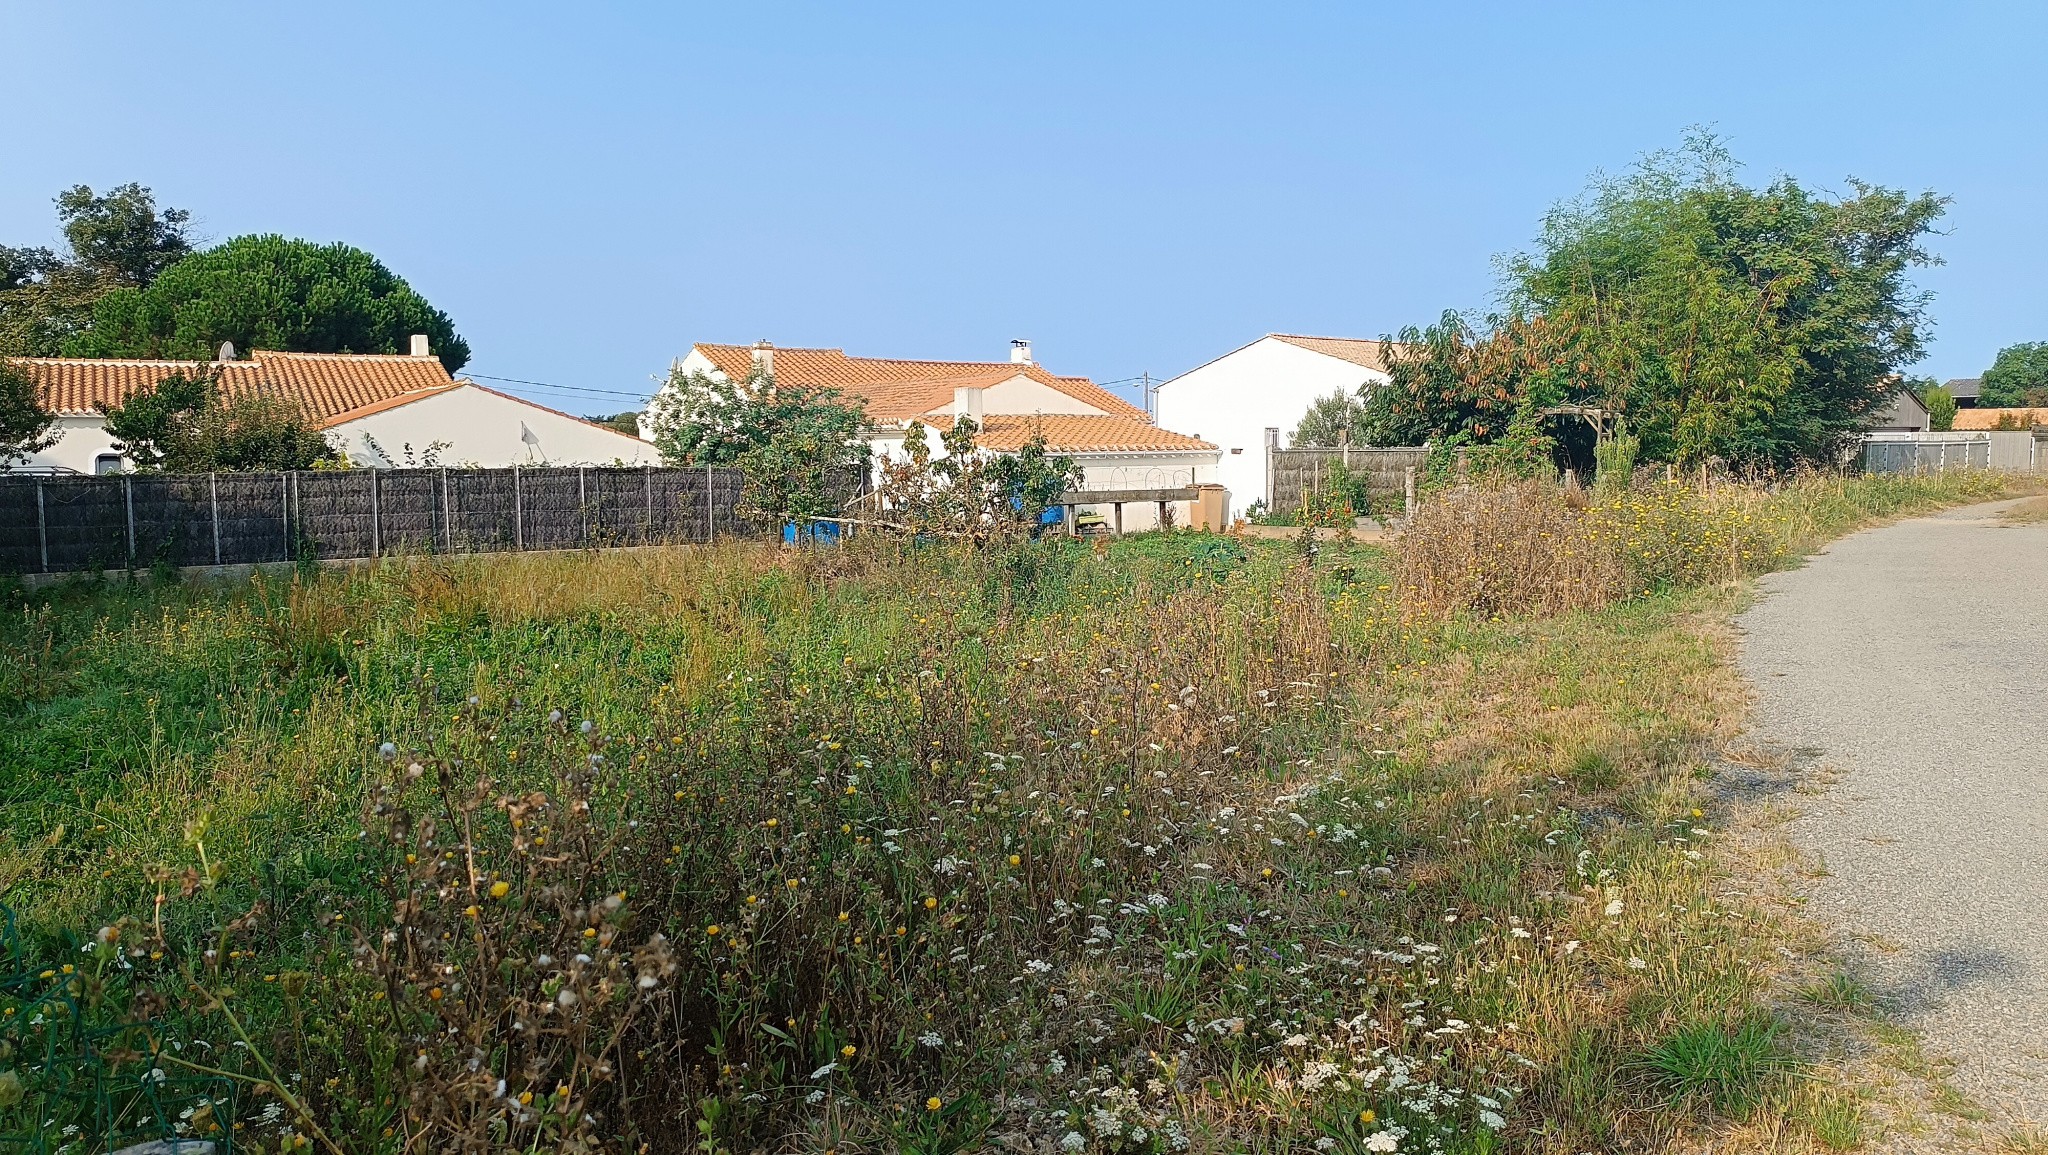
[919,413,1216,454]
[693,343,1149,421]
[1269,334,1401,372]
[15,349,456,423]
[1952,407,2047,430]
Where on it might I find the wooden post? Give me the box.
[1156,499,1167,529]
[123,475,135,569]
[512,466,523,550]
[369,470,381,557]
[34,480,48,573]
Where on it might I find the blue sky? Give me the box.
[3,1,2040,413]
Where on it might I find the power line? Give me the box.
[463,371,653,402]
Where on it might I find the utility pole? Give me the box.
[1141,372,1155,422]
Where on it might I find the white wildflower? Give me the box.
[1366,1131,1401,1152]
[1604,899,1624,917]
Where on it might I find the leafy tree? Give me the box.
[0,360,59,467]
[646,363,868,525]
[1372,133,1947,468]
[1291,389,1371,446]
[872,418,1082,543]
[68,235,469,370]
[53,183,194,286]
[1,183,193,356]
[1916,380,1956,431]
[99,370,338,472]
[1980,342,2048,408]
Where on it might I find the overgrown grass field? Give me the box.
[0,471,2024,1154]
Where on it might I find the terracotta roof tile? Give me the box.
[1269,334,1401,372]
[694,343,1149,421]
[14,349,456,423]
[919,413,1216,454]
[1951,407,2047,430]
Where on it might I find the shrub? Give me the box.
[1394,481,1625,618]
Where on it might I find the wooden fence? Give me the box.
[0,466,804,576]
[1266,446,1428,518]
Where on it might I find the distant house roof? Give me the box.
[1951,407,2046,431]
[690,342,1149,422]
[17,349,458,423]
[920,413,1215,454]
[1944,377,1982,401]
[1268,334,1402,372]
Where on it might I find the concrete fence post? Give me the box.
[210,473,221,565]
[34,480,48,573]
[645,464,655,542]
[705,462,714,542]
[512,465,523,550]
[1404,466,1417,521]
[281,472,291,561]
[369,469,381,558]
[123,475,135,568]
[578,467,588,545]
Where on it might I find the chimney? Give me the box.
[1009,339,1032,365]
[953,384,986,423]
[409,333,430,357]
[751,339,775,377]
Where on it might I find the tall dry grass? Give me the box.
[1395,470,2027,619]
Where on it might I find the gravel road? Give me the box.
[1736,498,2048,1121]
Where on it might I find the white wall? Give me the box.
[21,415,124,474]
[1154,336,1390,513]
[333,385,654,468]
[1070,452,1220,530]
[961,375,1106,416]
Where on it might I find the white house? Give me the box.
[14,339,651,472]
[657,340,1222,529]
[1153,333,1400,513]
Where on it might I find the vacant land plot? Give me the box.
[0,470,2023,1154]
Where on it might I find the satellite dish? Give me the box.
[217,341,236,362]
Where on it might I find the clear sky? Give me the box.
[3,1,2040,414]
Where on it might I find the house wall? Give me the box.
[21,415,124,474]
[1155,336,1390,511]
[963,376,1106,416]
[331,385,655,468]
[1069,452,1223,531]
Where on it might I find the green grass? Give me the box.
[0,470,2025,1154]
[1634,1014,1797,1117]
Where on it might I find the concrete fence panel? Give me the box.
[0,465,849,576]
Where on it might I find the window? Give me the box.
[94,453,125,475]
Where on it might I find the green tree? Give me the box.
[1373,133,1947,468]
[68,235,469,370]
[1916,380,1957,431]
[99,370,338,472]
[646,363,868,525]
[1980,342,2048,408]
[1291,389,1370,446]
[0,182,193,356]
[0,360,60,467]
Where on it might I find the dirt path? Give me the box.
[1736,498,2048,1123]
